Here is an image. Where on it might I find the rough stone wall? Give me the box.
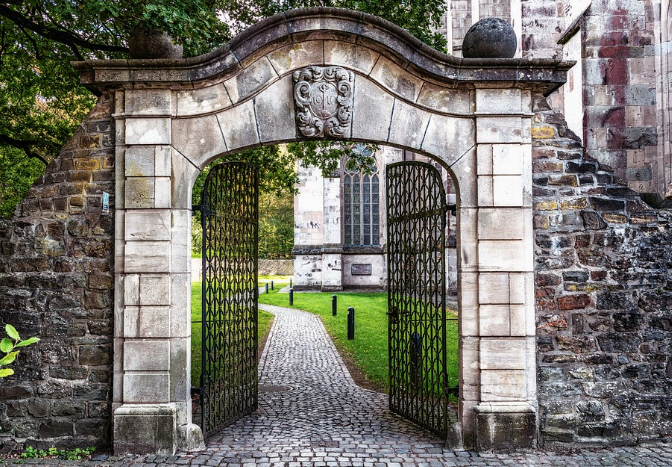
[0,95,115,450]
[532,94,672,445]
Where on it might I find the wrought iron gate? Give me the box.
[197,162,259,438]
[386,161,449,437]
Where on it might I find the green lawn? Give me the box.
[257,285,459,394]
[190,282,274,388]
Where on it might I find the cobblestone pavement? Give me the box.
[6,304,672,466]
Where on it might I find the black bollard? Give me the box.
[347,307,355,340]
[289,288,294,305]
[290,278,293,288]
[265,283,269,294]
[332,295,337,316]
[271,280,274,291]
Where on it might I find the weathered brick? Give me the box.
[38,420,74,438]
[581,211,608,230]
[602,213,627,223]
[80,135,101,149]
[536,272,562,287]
[557,336,597,353]
[532,126,556,139]
[590,197,626,212]
[558,294,591,310]
[548,174,579,186]
[67,171,92,183]
[566,162,597,173]
[78,345,111,366]
[535,200,558,211]
[563,271,589,282]
[560,198,590,210]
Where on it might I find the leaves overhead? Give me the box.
[0,0,447,214]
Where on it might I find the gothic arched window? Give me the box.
[343,158,380,247]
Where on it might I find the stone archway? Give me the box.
[73,7,571,454]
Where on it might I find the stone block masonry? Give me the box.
[532,94,672,446]
[0,94,115,451]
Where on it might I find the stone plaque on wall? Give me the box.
[293,66,353,138]
[351,264,372,275]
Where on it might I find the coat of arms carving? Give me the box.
[293,66,354,138]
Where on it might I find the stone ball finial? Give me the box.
[128,24,184,60]
[462,17,517,59]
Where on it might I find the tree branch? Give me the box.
[0,5,129,55]
[0,134,48,165]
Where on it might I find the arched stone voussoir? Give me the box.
[386,99,432,151]
[171,114,227,168]
[422,114,476,166]
[175,84,232,117]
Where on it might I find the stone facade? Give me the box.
[0,96,115,450]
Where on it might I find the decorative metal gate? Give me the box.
[386,161,449,437]
[197,162,259,438]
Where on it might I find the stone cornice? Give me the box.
[72,7,573,97]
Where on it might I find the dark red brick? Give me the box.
[558,294,591,310]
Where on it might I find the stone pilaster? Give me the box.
[465,88,538,450]
[113,89,202,455]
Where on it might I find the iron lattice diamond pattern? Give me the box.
[200,162,259,438]
[386,161,448,437]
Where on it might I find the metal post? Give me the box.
[265,283,269,294]
[332,295,337,316]
[289,288,294,305]
[290,278,293,288]
[347,307,355,340]
[271,280,274,290]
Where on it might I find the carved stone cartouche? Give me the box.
[293,66,354,138]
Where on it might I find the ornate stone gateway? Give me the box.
[196,162,259,437]
[70,7,571,454]
[386,161,450,437]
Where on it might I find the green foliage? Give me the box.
[221,0,447,52]
[0,147,45,219]
[21,445,95,460]
[0,324,40,378]
[259,190,294,259]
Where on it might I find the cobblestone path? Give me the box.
[6,305,672,466]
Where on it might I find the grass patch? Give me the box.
[191,282,274,388]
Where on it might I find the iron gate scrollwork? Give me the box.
[198,162,259,438]
[386,161,449,437]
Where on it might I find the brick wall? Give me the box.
[0,94,115,451]
[532,94,672,445]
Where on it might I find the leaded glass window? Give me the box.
[344,158,380,246]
